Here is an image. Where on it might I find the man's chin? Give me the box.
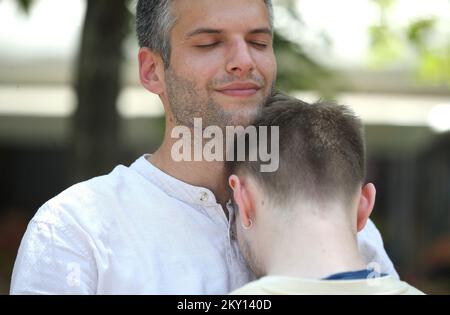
[216,103,263,125]
[226,107,260,127]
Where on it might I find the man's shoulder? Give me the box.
[357,219,399,278]
[49,164,142,206]
[32,163,164,230]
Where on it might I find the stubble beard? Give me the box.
[165,67,274,129]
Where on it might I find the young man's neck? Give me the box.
[262,210,367,280]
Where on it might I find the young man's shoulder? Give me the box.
[230,276,426,295]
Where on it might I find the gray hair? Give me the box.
[136,0,274,69]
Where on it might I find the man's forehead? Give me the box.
[172,0,271,35]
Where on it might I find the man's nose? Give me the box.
[226,40,256,79]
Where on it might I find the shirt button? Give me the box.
[200,192,209,202]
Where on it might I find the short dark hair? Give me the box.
[136,0,274,69]
[228,92,366,208]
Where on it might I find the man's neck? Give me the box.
[263,215,367,280]
[148,137,231,210]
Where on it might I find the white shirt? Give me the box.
[10,155,398,295]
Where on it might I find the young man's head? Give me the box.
[137,0,277,128]
[227,92,376,277]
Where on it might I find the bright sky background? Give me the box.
[0,0,449,67]
[0,0,86,59]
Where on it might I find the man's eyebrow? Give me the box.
[185,28,223,38]
[185,27,273,39]
[249,28,273,36]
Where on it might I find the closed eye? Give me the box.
[250,42,268,49]
[196,42,221,49]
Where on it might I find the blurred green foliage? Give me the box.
[370,0,450,86]
[16,0,34,13]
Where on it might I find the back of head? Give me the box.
[228,92,366,211]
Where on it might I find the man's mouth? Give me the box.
[215,82,261,97]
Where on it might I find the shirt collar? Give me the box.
[129,154,222,208]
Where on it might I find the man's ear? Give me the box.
[138,47,164,95]
[229,175,255,229]
[357,183,376,232]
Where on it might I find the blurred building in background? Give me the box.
[0,0,449,294]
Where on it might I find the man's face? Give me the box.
[164,0,277,128]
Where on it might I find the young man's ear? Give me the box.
[138,47,164,95]
[229,175,255,229]
[356,183,376,232]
